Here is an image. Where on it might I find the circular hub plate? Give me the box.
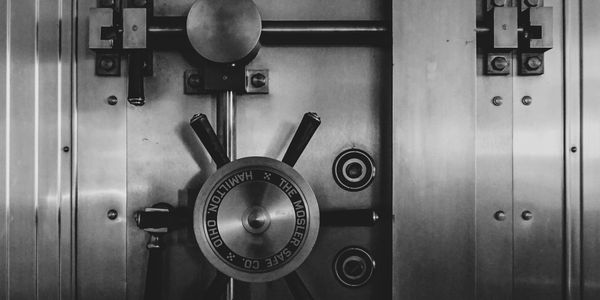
[194,157,319,282]
[186,0,262,64]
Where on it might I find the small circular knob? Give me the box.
[522,210,533,221]
[251,73,266,88]
[522,96,533,106]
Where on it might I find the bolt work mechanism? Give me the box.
[478,0,553,75]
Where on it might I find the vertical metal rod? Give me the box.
[217,91,235,160]
[216,90,235,300]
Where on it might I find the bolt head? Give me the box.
[187,74,202,88]
[99,57,115,71]
[251,73,266,88]
[494,211,506,221]
[107,95,118,105]
[526,56,543,71]
[491,56,509,71]
[107,209,118,220]
[492,96,503,106]
[522,96,533,106]
[571,146,578,153]
[522,210,533,221]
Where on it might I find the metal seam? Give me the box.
[4,0,11,298]
[34,0,40,296]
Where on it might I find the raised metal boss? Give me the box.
[194,157,320,282]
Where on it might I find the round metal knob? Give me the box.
[186,0,262,64]
[194,157,319,282]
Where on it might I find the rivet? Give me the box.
[492,96,503,106]
[107,95,118,105]
[494,210,506,221]
[522,210,533,221]
[222,75,228,81]
[491,56,509,71]
[521,96,533,106]
[132,25,138,31]
[107,209,118,220]
[62,146,70,153]
[571,146,578,153]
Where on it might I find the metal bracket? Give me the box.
[480,0,553,75]
[184,68,270,95]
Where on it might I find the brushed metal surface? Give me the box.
[76,3,127,298]
[0,0,73,298]
[564,0,582,298]
[513,1,564,298]
[475,56,514,300]
[582,0,600,298]
[392,1,476,299]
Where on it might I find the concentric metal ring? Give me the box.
[194,157,319,282]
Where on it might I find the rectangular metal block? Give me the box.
[123,8,147,49]
[527,7,553,50]
[245,69,269,94]
[493,7,519,49]
[89,8,114,49]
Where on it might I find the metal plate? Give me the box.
[194,157,319,282]
[392,0,476,299]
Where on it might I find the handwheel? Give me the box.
[190,112,321,298]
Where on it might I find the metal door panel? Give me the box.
[513,1,564,298]
[126,50,216,300]
[392,1,477,299]
[582,0,600,298]
[76,3,128,298]
[3,0,38,298]
[240,46,389,299]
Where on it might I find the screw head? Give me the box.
[132,25,138,31]
[62,146,70,153]
[99,57,115,71]
[107,209,118,220]
[492,96,503,106]
[251,73,266,88]
[525,0,540,7]
[493,0,506,7]
[526,56,543,71]
[522,210,533,221]
[494,211,506,221]
[522,96,533,106]
[107,95,118,105]
[187,74,202,88]
[491,56,509,71]
[571,146,578,153]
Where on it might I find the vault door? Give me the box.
[77,0,391,299]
